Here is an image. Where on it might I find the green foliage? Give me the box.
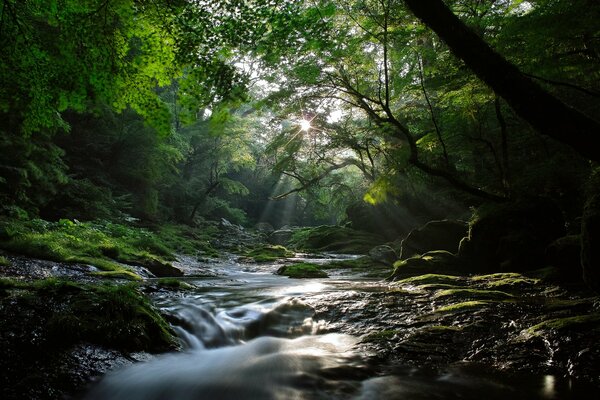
[0,256,10,267]
[277,262,328,278]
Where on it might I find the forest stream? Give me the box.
[83,253,600,400]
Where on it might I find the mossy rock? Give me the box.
[156,278,194,290]
[289,225,384,254]
[390,251,462,280]
[399,219,467,259]
[527,314,600,335]
[141,258,184,277]
[434,288,514,300]
[362,329,399,343]
[470,272,540,291]
[395,274,465,286]
[246,245,294,262]
[435,300,492,313]
[276,263,328,278]
[0,278,176,352]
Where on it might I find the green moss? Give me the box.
[527,314,600,334]
[436,301,491,313]
[0,255,10,266]
[246,245,294,262]
[0,218,215,278]
[434,288,514,300]
[277,262,328,278]
[396,274,464,286]
[0,278,176,352]
[156,278,193,289]
[362,329,399,343]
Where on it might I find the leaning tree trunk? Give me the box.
[403,0,600,162]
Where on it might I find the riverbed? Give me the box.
[85,254,600,399]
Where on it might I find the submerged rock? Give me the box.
[399,220,467,259]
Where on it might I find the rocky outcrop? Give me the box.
[459,197,565,273]
[399,220,468,259]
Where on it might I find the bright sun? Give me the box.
[299,119,311,132]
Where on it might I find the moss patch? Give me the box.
[470,273,541,289]
[527,314,600,334]
[156,277,194,289]
[246,245,294,262]
[362,329,399,343]
[0,218,219,278]
[436,301,492,313]
[390,251,462,279]
[277,263,328,278]
[396,274,465,286]
[0,278,176,352]
[434,288,514,300]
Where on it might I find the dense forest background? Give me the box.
[1,0,598,236]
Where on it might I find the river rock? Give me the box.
[582,189,600,291]
[369,245,397,266]
[145,259,184,277]
[269,229,294,245]
[399,220,468,259]
[459,197,565,273]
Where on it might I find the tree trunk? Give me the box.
[403,0,600,162]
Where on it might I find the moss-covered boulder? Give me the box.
[276,263,328,278]
[289,225,384,254]
[143,258,184,277]
[246,245,294,262]
[458,197,565,273]
[399,220,468,259]
[390,250,462,280]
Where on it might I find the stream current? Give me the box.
[86,255,595,399]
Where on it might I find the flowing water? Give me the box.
[86,255,598,399]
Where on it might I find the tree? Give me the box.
[403,0,600,162]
